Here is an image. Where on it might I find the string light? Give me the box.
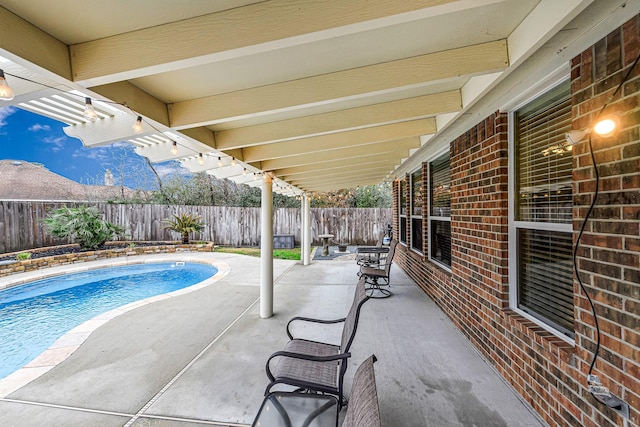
[170,140,178,155]
[0,69,15,101]
[132,116,143,133]
[198,153,205,165]
[83,97,98,122]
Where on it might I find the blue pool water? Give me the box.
[0,262,217,379]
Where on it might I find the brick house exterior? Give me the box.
[393,16,639,427]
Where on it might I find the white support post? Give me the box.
[300,195,306,263]
[260,174,274,318]
[303,195,311,265]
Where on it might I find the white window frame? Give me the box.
[427,149,451,271]
[507,74,575,344]
[398,178,407,246]
[409,167,424,255]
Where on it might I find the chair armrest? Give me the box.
[266,350,351,382]
[286,316,346,340]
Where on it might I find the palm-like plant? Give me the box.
[43,206,125,250]
[163,213,205,244]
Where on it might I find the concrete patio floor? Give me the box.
[0,252,546,426]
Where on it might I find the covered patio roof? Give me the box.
[0,0,613,194]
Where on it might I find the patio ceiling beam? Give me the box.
[89,81,170,127]
[176,126,245,161]
[242,119,433,163]
[281,166,395,185]
[168,40,507,128]
[260,137,421,170]
[301,176,385,192]
[0,6,71,80]
[278,159,398,179]
[275,154,399,177]
[288,166,393,185]
[295,170,388,185]
[213,91,461,150]
[67,0,492,85]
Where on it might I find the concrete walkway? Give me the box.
[0,252,546,426]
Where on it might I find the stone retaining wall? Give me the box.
[0,243,215,278]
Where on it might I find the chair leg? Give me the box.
[364,276,392,298]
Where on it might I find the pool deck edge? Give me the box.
[0,253,231,398]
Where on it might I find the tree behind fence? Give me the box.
[0,201,392,254]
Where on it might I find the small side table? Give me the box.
[317,234,334,256]
[252,391,339,427]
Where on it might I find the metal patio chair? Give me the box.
[265,277,370,410]
[252,354,380,427]
[358,239,397,298]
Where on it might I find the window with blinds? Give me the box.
[514,81,574,337]
[429,154,451,268]
[411,169,423,252]
[518,229,574,334]
[515,83,573,223]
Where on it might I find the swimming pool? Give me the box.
[0,262,218,379]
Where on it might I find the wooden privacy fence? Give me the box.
[0,201,392,254]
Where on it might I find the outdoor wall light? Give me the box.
[231,157,237,167]
[132,116,143,133]
[83,97,98,122]
[593,114,620,137]
[0,69,15,101]
[170,140,178,155]
[217,157,223,167]
[565,114,621,145]
[198,153,205,166]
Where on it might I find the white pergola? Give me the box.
[0,0,631,316]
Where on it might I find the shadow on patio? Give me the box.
[0,253,545,426]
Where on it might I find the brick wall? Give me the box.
[394,16,640,427]
[570,15,640,427]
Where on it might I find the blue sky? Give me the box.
[0,107,185,189]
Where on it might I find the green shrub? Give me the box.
[16,252,32,260]
[43,206,125,251]
[163,213,205,244]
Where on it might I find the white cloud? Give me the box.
[29,123,51,132]
[154,163,190,177]
[72,147,110,161]
[109,141,130,148]
[42,136,67,152]
[0,106,17,127]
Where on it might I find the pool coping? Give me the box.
[0,253,230,398]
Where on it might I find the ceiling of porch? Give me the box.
[0,0,597,194]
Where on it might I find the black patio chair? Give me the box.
[252,354,380,427]
[343,354,380,427]
[265,276,370,410]
[358,239,397,298]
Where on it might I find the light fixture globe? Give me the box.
[0,69,15,101]
[593,114,619,137]
[83,97,98,122]
[132,116,144,133]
